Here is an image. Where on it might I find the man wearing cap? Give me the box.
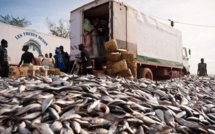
[18,45,37,67]
[54,47,67,73]
[0,39,9,77]
[59,45,69,72]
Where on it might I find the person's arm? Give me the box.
[18,55,23,67]
[54,56,57,68]
[197,63,200,75]
[51,58,55,64]
[32,54,37,65]
[66,52,70,60]
[41,58,45,63]
[205,63,207,76]
[85,51,91,66]
[0,49,3,70]
[80,52,85,63]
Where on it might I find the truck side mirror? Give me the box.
[189,49,191,55]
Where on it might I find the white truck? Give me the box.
[0,22,70,65]
[70,0,191,79]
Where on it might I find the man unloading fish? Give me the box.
[78,43,93,75]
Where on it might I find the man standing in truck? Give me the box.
[95,19,107,56]
[197,58,207,76]
[0,39,9,77]
[78,44,92,75]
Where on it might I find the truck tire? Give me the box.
[142,68,153,80]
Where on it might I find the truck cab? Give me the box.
[182,47,191,75]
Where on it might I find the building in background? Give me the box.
[0,22,70,65]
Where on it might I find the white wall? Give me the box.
[137,12,182,63]
[0,23,70,65]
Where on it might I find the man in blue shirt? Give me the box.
[54,47,67,73]
[59,45,70,73]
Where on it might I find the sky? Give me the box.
[1,0,215,74]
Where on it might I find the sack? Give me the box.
[83,19,93,32]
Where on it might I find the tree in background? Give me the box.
[46,18,70,38]
[0,14,31,27]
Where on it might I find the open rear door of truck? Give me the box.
[70,11,83,60]
[112,1,137,54]
[112,1,127,49]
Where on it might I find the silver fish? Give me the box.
[61,114,81,121]
[60,108,76,120]
[20,112,41,120]
[164,109,175,127]
[87,100,100,113]
[50,121,63,133]
[70,121,81,134]
[33,123,54,134]
[42,96,54,113]
[108,121,118,134]
[16,103,41,116]
[18,122,32,134]
[1,126,12,134]
[96,128,108,134]
[60,128,74,134]
[136,126,144,134]
[18,85,26,93]
[48,107,60,120]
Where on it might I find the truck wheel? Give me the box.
[142,68,153,80]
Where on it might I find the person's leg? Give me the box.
[0,68,3,77]
[1,65,9,78]
[5,65,9,77]
[96,36,101,56]
[82,66,87,75]
[101,36,106,56]
[87,68,93,75]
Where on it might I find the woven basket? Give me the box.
[104,39,118,53]
[118,69,132,77]
[122,52,135,62]
[130,68,137,79]
[106,60,116,69]
[106,52,121,62]
[106,69,116,77]
[117,49,128,54]
[112,59,128,73]
[48,68,62,75]
[10,67,29,77]
[127,61,137,79]
[127,61,137,69]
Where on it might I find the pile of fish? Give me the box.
[0,74,215,134]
